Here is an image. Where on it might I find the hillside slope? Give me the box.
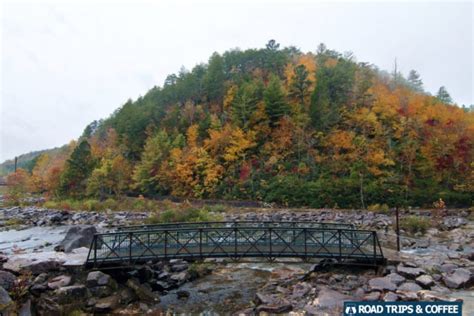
[12,41,474,208]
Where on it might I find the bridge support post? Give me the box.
[199,229,203,258]
[128,232,132,266]
[338,229,342,263]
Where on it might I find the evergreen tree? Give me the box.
[436,86,453,104]
[264,75,289,126]
[289,64,312,106]
[204,52,225,105]
[407,70,423,92]
[58,140,95,197]
[231,81,259,128]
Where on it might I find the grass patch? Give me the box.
[400,216,431,235]
[146,207,224,224]
[367,203,390,214]
[4,218,25,227]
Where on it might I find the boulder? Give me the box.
[383,292,399,302]
[126,278,159,303]
[368,277,397,291]
[94,295,121,313]
[386,273,406,286]
[169,271,189,284]
[396,265,425,279]
[311,287,351,309]
[0,270,16,291]
[55,285,89,304]
[55,225,97,252]
[47,275,72,290]
[443,268,472,289]
[86,271,116,288]
[398,282,422,292]
[416,275,434,288]
[176,290,190,299]
[18,299,32,316]
[363,291,381,301]
[0,286,12,310]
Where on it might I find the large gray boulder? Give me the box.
[368,277,397,291]
[443,268,472,289]
[55,225,97,252]
[0,286,12,309]
[0,270,16,291]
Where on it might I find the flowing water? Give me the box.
[0,226,70,253]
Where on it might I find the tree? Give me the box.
[6,169,31,204]
[132,130,174,195]
[58,140,96,198]
[289,64,312,107]
[264,75,289,126]
[310,57,355,131]
[407,70,423,92]
[436,86,453,104]
[231,81,259,128]
[204,52,226,106]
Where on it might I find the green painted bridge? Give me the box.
[85,221,386,269]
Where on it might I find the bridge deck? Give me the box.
[86,222,385,269]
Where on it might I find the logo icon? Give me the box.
[345,303,357,316]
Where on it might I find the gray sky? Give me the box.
[1,1,473,162]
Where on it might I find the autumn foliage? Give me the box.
[16,41,473,208]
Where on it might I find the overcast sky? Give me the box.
[1,1,473,162]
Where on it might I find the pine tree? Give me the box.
[407,70,423,92]
[436,86,453,104]
[264,75,289,126]
[231,81,259,128]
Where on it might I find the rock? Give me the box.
[151,281,175,292]
[0,270,16,291]
[171,263,189,272]
[396,265,425,279]
[35,296,61,315]
[311,287,351,309]
[94,295,121,313]
[126,278,159,302]
[256,302,292,314]
[86,271,116,288]
[383,292,399,301]
[119,288,136,305]
[18,299,32,316]
[0,286,12,309]
[169,271,189,284]
[440,263,458,274]
[416,275,434,288]
[55,225,97,252]
[47,275,72,290]
[443,268,472,289]
[29,283,48,296]
[396,290,418,301]
[55,285,89,304]
[136,266,154,282]
[442,217,467,229]
[90,285,115,298]
[398,282,422,292]
[177,290,190,299]
[369,277,397,291]
[386,273,406,286]
[363,291,381,301]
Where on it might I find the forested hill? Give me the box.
[14,41,474,208]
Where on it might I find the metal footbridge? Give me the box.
[85,221,386,269]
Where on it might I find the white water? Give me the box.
[0,226,69,253]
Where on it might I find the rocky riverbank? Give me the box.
[0,206,472,315]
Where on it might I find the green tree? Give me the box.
[264,75,289,126]
[436,86,453,104]
[204,52,226,105]
[58,140,96,198]
[231,81,259,128]
[407,70,423,92]
[310,58,355,131]
[289,64,312,106]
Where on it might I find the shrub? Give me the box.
[400,216,430,235]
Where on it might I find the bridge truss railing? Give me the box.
[86,223,385,269]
